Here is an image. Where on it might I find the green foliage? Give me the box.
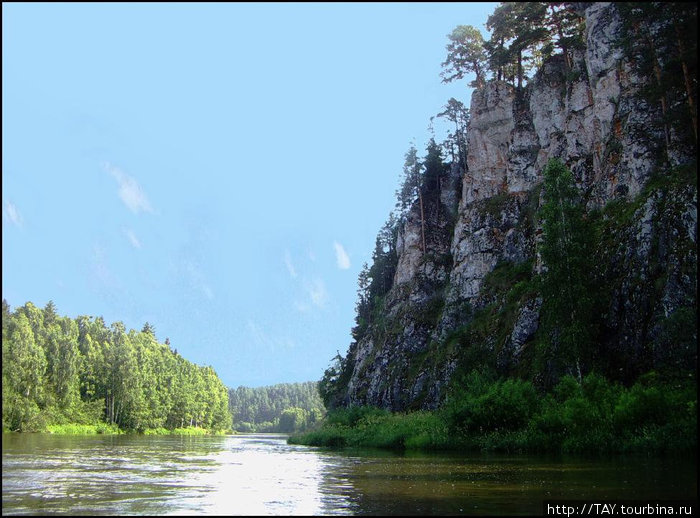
[481,260,533,299]
[415,293,446,328]
[318,353,351,410]
[485,3,550,89]
[537,158,598,381]
[324,405,390,427]
[142,427,171,435]
[422,138,449,195]
[2,300,232,434]
[616,2,697,151]
[437,3,584,89]
[278,407,312,433]
[228,381,325,432]
[395,144,423,215]
[435,97,469,163]
[289,407,449,450]
[368,215,399,303]
[395,140,448,218]
[292,371,696,454]
[442,370,539,435]
[45,423,122,435]
[441,25,487,88]
[531,372,696,453]
[439,259,537,382]
[171,426,208,436]
[287,426,349,448]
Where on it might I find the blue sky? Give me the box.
[2,2,498,389]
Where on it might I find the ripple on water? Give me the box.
[2,434,697,515]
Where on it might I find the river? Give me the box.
[2,433,696,515]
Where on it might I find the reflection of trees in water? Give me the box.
[2,434,696,515]
[317,450,698,515]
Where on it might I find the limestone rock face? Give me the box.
[339,2,697,411]
[601,184,698,379]
[464,82,515,206]
[448,192,533,305]
[394,212,424,287]
[498,297,543,371]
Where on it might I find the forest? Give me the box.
[2,300,231,433]
[228,381,324,433]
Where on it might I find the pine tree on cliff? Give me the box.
[484,2,584,87]
[396,144,426,253]
[617,2,698,149]
[435,97,469,168]
[544,2,586,72]
[440,25,488,88]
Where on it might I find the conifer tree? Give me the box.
[441,25,488,88]
[396,144,426,252]
[436,98,469,165]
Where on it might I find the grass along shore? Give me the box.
[4,424,231,436]
[289,371,697,454]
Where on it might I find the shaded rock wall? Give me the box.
[340,3,696,410]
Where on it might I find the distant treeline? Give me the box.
[2,300,231,433]
[228,381,324,433]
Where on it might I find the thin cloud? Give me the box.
[124,228,142,249]
[202,285,214,300]
[184,260,214,301]
[306,277,328,308]
[294,300,311,313]
[3,201,23,227]
[247,320,267,349]
[333,241,351,270]
[284,249,297,278]
[247,320,296,351]
[102,161,153,214]
[89,244,124,305]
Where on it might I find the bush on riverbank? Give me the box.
[290,408,450,449]
[142,427,172,435]
[289,371,696,454]
[38,424,229,436]
[172,426,209,435]
[45,423,122,435]
[143,426,226,435]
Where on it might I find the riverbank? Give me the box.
[3,423,232,436]
[289,371,697,454]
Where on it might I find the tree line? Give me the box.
[2,300,231,432]
[228,381,324,433]
[441,2,585,91]
[616,3,697,152]
[443,2,696,144]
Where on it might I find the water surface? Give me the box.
[2,433,696,515]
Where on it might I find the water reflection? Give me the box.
[319,450,697,515]
[2,433,696,515]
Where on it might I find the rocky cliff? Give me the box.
[337,2,697,411]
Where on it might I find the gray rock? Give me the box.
[339,3,697,410]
